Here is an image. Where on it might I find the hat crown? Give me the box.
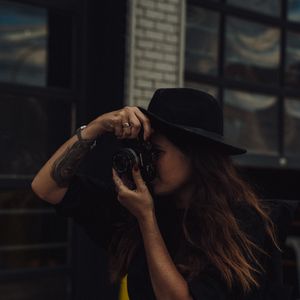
[148,88,223,136]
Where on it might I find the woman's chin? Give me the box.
[152,182,171,196]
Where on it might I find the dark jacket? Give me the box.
[49,173,299,300]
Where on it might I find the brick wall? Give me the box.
[124,0,184,108]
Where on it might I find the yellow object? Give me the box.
[119,273,130,300]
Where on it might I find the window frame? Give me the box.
[185,0,300,169]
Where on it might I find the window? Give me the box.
[185,0,300,168]
[0,1,75,299]
[0,2,47,86]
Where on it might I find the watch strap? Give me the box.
[75,125,97,150]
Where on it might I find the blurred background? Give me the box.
[1,0,300,299]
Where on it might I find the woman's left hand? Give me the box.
[112,165,155,220]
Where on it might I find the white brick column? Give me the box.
[124,0,185,108]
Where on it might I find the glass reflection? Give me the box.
[0,1,47,86]
[224,90,278,155]
[185,6,219,75]
[286,31,300,88]
[225,17,280,84]
[285,98,300,156]
[228,0,280,16]
[288,0,300,22]
[184,81,218,100]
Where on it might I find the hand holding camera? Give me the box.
[85,106,153,141]
[83,106,158,191]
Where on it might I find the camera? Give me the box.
[112,129,160,190]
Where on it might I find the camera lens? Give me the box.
[112,148,139,174]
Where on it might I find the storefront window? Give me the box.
[185,6,220,76]
[224,89,278,155]
[0,1,47,87]
[225,17,280,85]
[227,0,280,16]
[285,98,300,157]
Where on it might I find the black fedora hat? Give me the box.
[137,88,247,155]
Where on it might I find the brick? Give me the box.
[141,89,155,99]
[136,69,164,80]
[163,53,177,63]
[154,61,176,72]
[135,49,144,58]
[154,43,178,53]
[138,18,155,29]
[157,2,177,13]
[154,81,176,89]
[135,28,146,38]
[145,9,165,21]
[136,39,155,50]
[164,0,181,4]
[136,7,144,17]
[163,72,177,82]
[165,34,179,44]
[166,13,180,24]
[139,0,156,9]
[136,79,153,88]
[135,59,155,70]
[155,22,177,33]
[144,50,164,60]
[145,30,164,41]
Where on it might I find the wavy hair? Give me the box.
[107,128,281,295]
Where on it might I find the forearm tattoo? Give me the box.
[50,139,94,188]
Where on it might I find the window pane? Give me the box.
[224,90,278,155]
[0,94,72,177]
[285,98,300,157]
[184,81,218,99]
[227,0,280,16]
[0,247,67,270]
[0,276,69,300]
[285,31,300,88]
[288,0,300,22]
[225,17,280,85]
[0,1,47,87]
[185,6,219,75]
[0,189,69,270]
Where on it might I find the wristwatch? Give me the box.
[75,125,97,150]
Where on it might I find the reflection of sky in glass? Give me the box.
[228,0,280,16]
[226,17,279,67]
[288,0,300,22]
[185,6,219,75]
[0,1,47,86]
[225,17,279,84]
[224,90,278,155]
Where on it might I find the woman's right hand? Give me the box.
[87,106,153,141]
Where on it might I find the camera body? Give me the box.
[112,130,158,190]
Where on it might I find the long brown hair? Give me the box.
[107,129,281,295]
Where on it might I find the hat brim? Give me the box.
[138,106,247,156]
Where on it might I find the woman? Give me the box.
[31,88,298,300]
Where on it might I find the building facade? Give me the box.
[1,0,300,299]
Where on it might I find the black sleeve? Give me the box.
[263,199,300,247]
[50,173,129,251]
[187,272,230,300]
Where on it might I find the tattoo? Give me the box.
[50,139,94,188]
